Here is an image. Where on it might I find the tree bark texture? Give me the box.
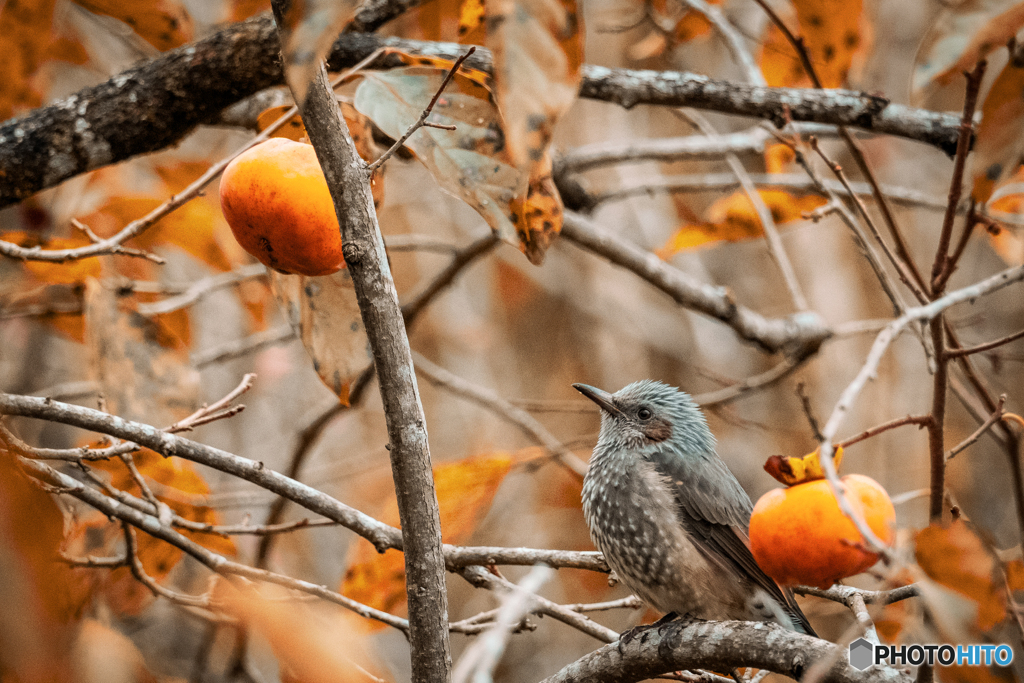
[0,16,961,208]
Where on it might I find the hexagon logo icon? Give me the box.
[849,638,874,671]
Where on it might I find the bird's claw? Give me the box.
[617,612,688,648]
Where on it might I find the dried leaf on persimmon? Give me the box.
[71,0,193,51]
[915,521,1007,632]
[341,452,515,630]
[277,0,359,105]
[269,268,369,402]
[487,0,583,175]
[758,0,865,88]
[354,67,526,247]
[972,60,1024,204]
[658,189,825,257]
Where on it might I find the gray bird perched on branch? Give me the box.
[573,379,816,636]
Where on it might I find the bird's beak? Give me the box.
[573,383,626,419]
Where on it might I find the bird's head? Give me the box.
[573,380,715,455]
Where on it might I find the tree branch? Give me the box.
[560,212,832,358]
[540,619,910,683]
[269,0,451,674]
[0,18,962,208]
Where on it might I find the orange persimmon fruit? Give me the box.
[749,474,895,589]
[219,139,344,276]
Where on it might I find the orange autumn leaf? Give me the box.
[72,0,193,51]
[759,0,865,88]
[0,451,86,681]
[341,452,515,630]
[229,0,271,21]
[458,0,486,42]
[0,231,102,285]
[972,61,1024,204]
[765,142,796,174]
[257,105,308,141]
[0,0,59,120]
[216,582,384,683]
[70,447,235,615]
[659,189,826,257]
[915,521,1007,632]
[512,156,564,264]
[382,49,493,89]
[985,171,1024,264]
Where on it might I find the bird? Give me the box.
[573,379,816,636]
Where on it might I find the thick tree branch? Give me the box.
[0,18,961,208]
[540,619,910,683]
[269,0,451,676]
[561,212,832,358]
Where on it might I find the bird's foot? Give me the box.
[618,612,684,648]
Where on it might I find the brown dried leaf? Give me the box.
[915,521,1007,633]
[487,0,583,175]
[354,66,527,247]
[341,452,514,630]
[458,0,486,42]
[84,279,200,425]
[72,0,193,51]
[269,269,369,402]
[971,60,1024,204]
[512,158,564,264]
[278,0,360,105]
[936,1,1024,85]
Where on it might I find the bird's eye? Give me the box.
[637,407,653,420]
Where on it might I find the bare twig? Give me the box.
[944,327,1024,359]
[138,264,268,316]
[818,261,1024,550]
[947,396,1007,461]
[167,373,256,433]
[796,382,825,442]
[836,414,932,450]
[191,325,296,367]
[561,212,832,357]
[681,110,808,311]
[412,352,588,477]
[931,62,987,293]
[750,0,930,298]
[796,583,919,606]
[692,357,806,406]
[809,137,927,305]
[367,47,477,172]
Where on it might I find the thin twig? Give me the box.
[947,396,1007,461]
[809,137,928,305]
[836,414,931,450]
[167,373,256,433]
[944,327,1024,359]
[681,110,808,311]
[796,382,825,442]
[931,62,987,293]
[412,352,588,477]
[750,0,930,298]
[138,264,268,316]
[367,46,477,172]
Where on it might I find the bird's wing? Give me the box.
[648,449,816,636]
